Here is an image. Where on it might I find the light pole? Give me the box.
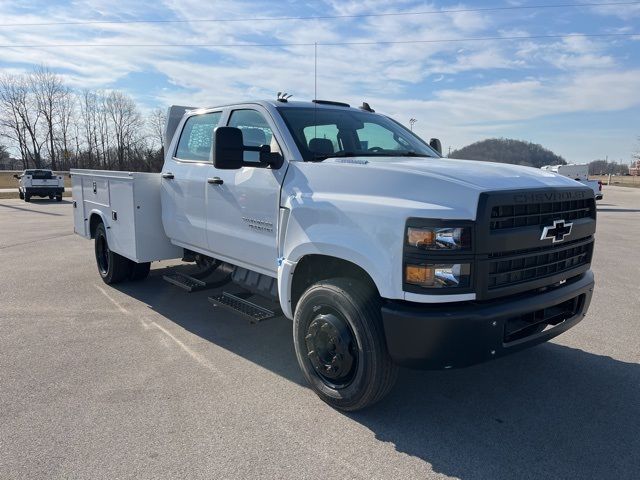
[409,118,417,131]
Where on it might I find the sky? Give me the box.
[0,0,639,163]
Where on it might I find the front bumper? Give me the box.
[24,186,64,197]
[381,270,594,369]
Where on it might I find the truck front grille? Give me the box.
[474,188,597,300]
[490,197,595,230]
[487,239,593,290]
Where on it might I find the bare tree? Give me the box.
[55,86,75,170]
[79,89,99,168]
[147,107,166,150]
[0,73,46,168]
[0,66,163,172]
[31,66,66,170]
[104,91,143,170]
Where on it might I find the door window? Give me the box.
[175,112,222,161]
[228,109,279,162]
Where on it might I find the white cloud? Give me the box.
[0,0,638,162]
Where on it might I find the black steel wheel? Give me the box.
[294,277,398,411]
[305,310,358,389]
[94,222,130,284]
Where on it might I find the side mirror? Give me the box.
[429,138,443,155]
[259,145,284,169]
[213,127,244,170]
[13,174,20,179]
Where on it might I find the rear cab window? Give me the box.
[175,111,222,161]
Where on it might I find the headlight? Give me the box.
[405,263,471,288]
[406,226,470,250]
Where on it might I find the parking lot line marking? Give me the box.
[94,284,129,314]
[93,284,224,376]
[148,321,225,377]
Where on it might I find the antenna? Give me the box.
[314,42,318,147]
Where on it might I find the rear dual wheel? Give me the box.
[94,222,150,284]
[293,278,398,411]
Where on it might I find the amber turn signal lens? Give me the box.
[407,228,435,247]
[405,265,435,287]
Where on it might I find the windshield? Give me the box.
[25,170,53,179]
[277,107,439,161]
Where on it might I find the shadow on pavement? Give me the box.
[0,202,66,216]
[117,269,640,480]
[596,208,640,213]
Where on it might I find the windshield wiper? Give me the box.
[397,151,433,158]
[310,152,360,161]
[310,151,433,162]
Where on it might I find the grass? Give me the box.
[0,171,72,189]
[591,175,640,189]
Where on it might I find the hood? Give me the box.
[326,156,580,191]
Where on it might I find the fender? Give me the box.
[278,216,402,319]
[277,242,389,320]
[88,209,111,243]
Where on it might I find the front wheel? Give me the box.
[94,223,131,284]
[293,278,398,411]
[19,191,24,200]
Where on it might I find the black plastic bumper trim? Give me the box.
[381,270,594,369]
[24,187,64,196]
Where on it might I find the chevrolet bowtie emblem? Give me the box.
[541,219,573,243]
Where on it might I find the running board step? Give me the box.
[208,292,277,323]
[163,272,212,292]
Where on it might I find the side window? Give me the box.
[228,109,277,162]
[175,112,222,161]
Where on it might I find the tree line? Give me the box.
[0,66,166,172]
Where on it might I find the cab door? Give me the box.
[161,111,223,251]
[205,107,287,276]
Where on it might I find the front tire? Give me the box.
[94,223,130,284]
[19,191,24,200]
[56,195,62,202]
[293,278,398,411]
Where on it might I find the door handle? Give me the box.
[162,172,174,179]
[207,177,224,185]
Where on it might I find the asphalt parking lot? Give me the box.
[0,187,638,480]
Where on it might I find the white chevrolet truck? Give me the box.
[541,164,603,200]
[72,99,596,411]
[15,169,65,202]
